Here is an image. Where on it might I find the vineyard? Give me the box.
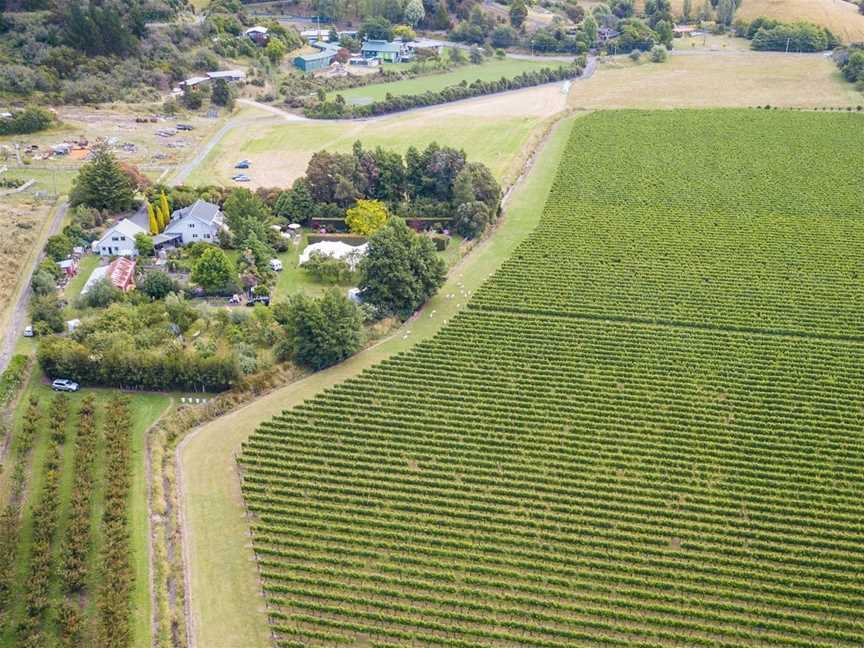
[239,110,864,648]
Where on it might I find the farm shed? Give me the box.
[294,41,341,72]
[207,70,246,82]
[361,40,407,63]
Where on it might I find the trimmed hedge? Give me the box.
[307,233,369,246]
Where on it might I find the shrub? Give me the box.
[649,45,669,62]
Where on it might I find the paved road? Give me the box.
[0,200,67,374]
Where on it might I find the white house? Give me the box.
[164,199,226,246]
[93,218,146,257]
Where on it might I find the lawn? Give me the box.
[328,57,572,104]
[178,115,580,648]
[0,369,173,648]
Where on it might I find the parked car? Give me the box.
[51,379,79,392]
[231,174,251,182]
[246,295,271,307]
[235,160,251,169]
[269,258,283,272]
[23,325,34,337]
[176,124,194,131]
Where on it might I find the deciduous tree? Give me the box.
[346,199,389,235]
[282,289,363,369]
[358,217,445,319]
[191,247,238,293]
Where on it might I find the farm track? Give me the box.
[0,200,67,374]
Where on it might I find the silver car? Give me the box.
[51,379,80,392]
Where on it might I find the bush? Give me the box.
[0,107,54,136]
[281,289,363,370]
[302,252,355,284]
[138,271,178,300]
[649,45,669,62]
[78,278,123,309]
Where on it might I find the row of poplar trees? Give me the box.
[147,192,172,235]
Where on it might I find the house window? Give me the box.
[112,236,119,241]
[120,236,126,241]
[204,233,211,239]
[192,233,198,238]
[188,223,195,228]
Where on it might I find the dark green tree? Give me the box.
[274,178,315,224]
[454,200,492,238]
[138,271,178,300]
[44,233,73,262]
[432,1,451,30]
[30,294,65,334]
[282,289,363,370]
[360,16,394,41]
[358,217,446,319]
[223,188,273,249]
[31,269,56,296]
[69,145,135,213]
[210,78,236,109]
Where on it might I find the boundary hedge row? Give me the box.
[305,66,582,119]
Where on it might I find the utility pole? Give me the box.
[785,37,790,53]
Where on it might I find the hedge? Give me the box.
[306,65,582,119]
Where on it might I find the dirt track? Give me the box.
[0,200,67,374]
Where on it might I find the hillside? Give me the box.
[648,0,864,42]
[736,0,864,43]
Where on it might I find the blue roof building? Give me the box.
[360,40,407,63]
[294,41,341,73]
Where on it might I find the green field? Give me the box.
[187,109,556,191]
[0,372,172,648]
[237,110,864,647]
[328,58,570,104]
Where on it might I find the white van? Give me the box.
[269,259,283,272]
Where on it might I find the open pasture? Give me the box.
[238,109,864,647]
[187,84,568,189]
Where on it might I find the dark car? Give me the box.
[176,124,194,131]
[246,296,271,307]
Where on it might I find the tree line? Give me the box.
[306,65,582,119]
[735,16,839,52]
